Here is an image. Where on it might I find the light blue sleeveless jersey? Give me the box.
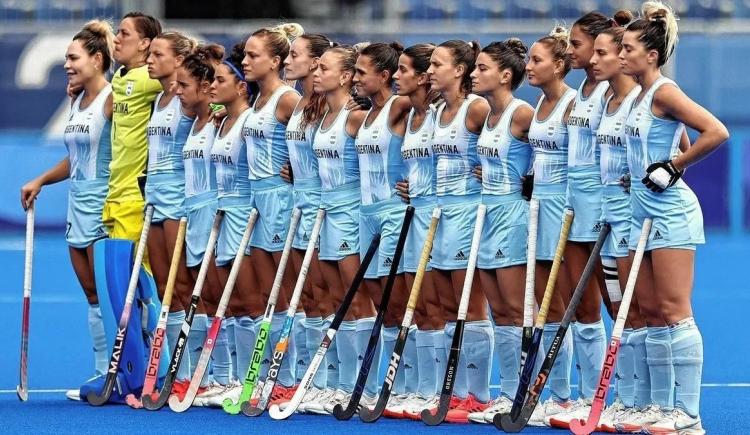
[183,120,218,197]
[432,94,482,197]
[566,80,609,181]
[286,104,319,183]
[477,98,532,196]
[599,86,641,186]
[211,108,253,198]
[401,106,436,199]
[356,95,405,205]
[528,89,577,191]
[244,85,299,181]
[147,92,194,175]
[313,108,359,191]
[64,85,112,181]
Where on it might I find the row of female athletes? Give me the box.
[20,0,728,433]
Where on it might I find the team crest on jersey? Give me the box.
[84,111,94,122]
[449,128,458,140]
[547,124,556,137]
[421,131,430,143]
[329,133,337,145]
[125,80,135,96]
[614,119,624,132]
[586,102,594,114]
[198,135,207,145]
[164,110,175,123]
[634,111,643,123]
[223,139,232,152]
[370,127,380,140]
[255,114,266,127]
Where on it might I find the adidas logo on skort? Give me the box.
[467,363,478,370]
[383,257,393,267]
[618,237,628,248]
[272,234,283,244]
[339,241,351,252]
[654,230,663,240]
[593,222,602,233]
[454,250,467,261]
[303,232,309,241]
[495,249,505,259]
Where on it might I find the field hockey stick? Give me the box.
[497,207,574,429]
[126,217,187,408]
[268,233,381,420]
[421,203,487,426]
[333,205,415,420]
[569,218,652,435]
[87,204,154,406]
[495,220,609,432]
[167,209,259,412]
[242,208,326,416]
[142,210,225,410]
[17,202,34,402]
[222,208,301,414]
[360,207,441,422]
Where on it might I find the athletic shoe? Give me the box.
[323,389,351,414]
[193,382,226,407]
[614,404,667,433]
[296,386,324,413]
[269,384,298,406]
[206,381,242,407]
[383,393,411,419]
[402,395,436,420]
[643,408,705,435]
[596,398,628,433]
[527,398,573,427]
[445,394,489,423]
[546,397,592,428]
[65,389,81,401]
[358,393,378,413]
[304,388,337,415]
[467,395,513,424]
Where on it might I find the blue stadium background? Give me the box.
[0,1,748,433]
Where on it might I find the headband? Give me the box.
[222,60,245,81]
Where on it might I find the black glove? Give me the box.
[352,95,372,110]
[620,173,631,194]
[642,160,682,193]
[137,173,147,199]
[521,174,534,201]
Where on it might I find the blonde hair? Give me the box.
[252,22,305,63]
[626,1,679,66]
[156,30,198,58]
[73,19,115,72]
[536,25,572,76]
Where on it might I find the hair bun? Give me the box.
[505,37,528,58]
[352,41,370,53]
[83,19,113,37]
[390,41,404,54]
[613,9,634,26]
[274,22,304,40]
[549,25,569,41]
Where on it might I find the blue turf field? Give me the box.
[1,231,748,434]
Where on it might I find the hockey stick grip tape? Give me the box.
[456,204,487,320]
[23,203,34,297]
[523,199,539,327]
[162,217,188,307]
[612,218,652,338]
[215,209,259,317]
[403,207,441,325]
[535,207,574,328]
[286,208,325,315]
[266,208,301,306]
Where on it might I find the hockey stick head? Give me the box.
[269,403,295,420]
[222,397,242,414]
[167,391,193,413]
[240,400,266,417]
[86,383,113,406]
[16,385,28,402]
[141,384,172,410]
[494,412,526,432]
[420,399,447,426]
[358,400,384,423]
[332,398,359,421]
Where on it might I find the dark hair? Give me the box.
[536,26,572,77]
[574,11,615,40]
[251,23,304,68]
[328,45,360,76]
[73,20,114,72]
[227,40,259,104]
[122,11,161,40]
[183,43,224,83]
[600,10,636,48]
[298,33,335,129]
[403,43,435,75]
[359,42,404,85]
[438,40,480,94]
[481,38,528,90]
[626,1,679,66]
